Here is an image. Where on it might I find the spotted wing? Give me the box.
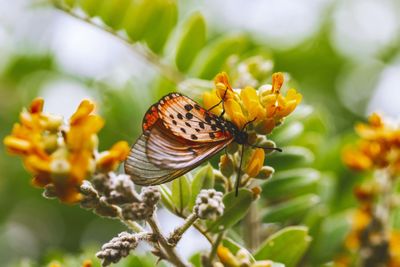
[125,121,232,185]
[155,93,235,143]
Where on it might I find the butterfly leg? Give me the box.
[235,144,245,196]
[207,87,229,117]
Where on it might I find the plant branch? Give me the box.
[147,214,188,267]
[52,2,185,84]
[168,213,199,246]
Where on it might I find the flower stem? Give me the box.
[208,231,224,264]
[147,214,188,267]
[52,2,185,84]
[168,213,199,246]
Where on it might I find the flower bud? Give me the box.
[194,189,224,220]
[219,154,234,177]
[255,166,274,180]
[245,148,265,177]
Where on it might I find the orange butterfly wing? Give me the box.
[125,93,234,185]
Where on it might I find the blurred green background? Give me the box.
[0,0,400,265]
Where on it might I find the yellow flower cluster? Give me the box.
[205,72,301,178]
[342,113,400,174]
[203,72,302,133]
[3,98,130,203]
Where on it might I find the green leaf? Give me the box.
[159,185,175,213]
[99,0,132,29]
[262,168,320,200]
[191,34,249,79]
[262,194,320,223]
[189,253,202,267]
[79,0,103,17]
[308,212,351,263]
[267,146,314,169]
[123,0,160,41]
[208,188,253,232]
[62,0,77,8]
[272,122,304,144]
[189,163,214,210]
[254,226,311,267]
[144,0,177,53]
[175,12,206,71]
[171,176,191,213]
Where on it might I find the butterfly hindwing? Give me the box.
[125,121,232,185]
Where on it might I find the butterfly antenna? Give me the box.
[248,144,283,152]
[235,144,245,197]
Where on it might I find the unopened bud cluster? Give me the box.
[79,173,160,220]
[96,232,138,266]
[194,189,224,220]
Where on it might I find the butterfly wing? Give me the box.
[157,93,234,143]
[125,121,232,185]
[125,93,235,185]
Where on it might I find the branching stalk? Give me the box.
[147,214,188,267]
[168,213,199,245]
[52,2,185,85]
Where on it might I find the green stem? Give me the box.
[168,213,199,246]
[208,231,224,264]
[52,2,185,84]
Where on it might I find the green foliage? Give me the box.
[189,163,214,210]
[2,0,392,266]
[175,12,207,72]
[254,226,311,267]
[171,175,191,214]
[208,189,254,232]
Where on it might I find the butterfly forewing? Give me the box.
[125,93,235,185]
[157,93,233,143]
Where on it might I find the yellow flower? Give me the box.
[203,89,223,116]
[96,141,130,172]
[4,98,128,203]
[240,86,266,122]
[224,98,247,129]
[259,73,302,134]
[217,245,240,267]
[246,148,265,177]
[389,231,400,267]
[203,72,301,132]
[343,113,400,175]
[345,208,372,250]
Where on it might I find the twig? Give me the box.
[168,213,199,245]
[208,231,224,264]
[52,2,185,84]
[147,214,188,267]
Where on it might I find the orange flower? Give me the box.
[203,72,301,132]
[259,73,302,134]
[217,245,240,267]
[389,231,400,267]
[4,98,129,203]
[343,113,400,175]
[97,141,130,172]
[246,148,265,177]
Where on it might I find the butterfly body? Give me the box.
[125,92,248,186]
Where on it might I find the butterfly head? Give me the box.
[233,130,248,145]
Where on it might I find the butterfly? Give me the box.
[124,92,281,195]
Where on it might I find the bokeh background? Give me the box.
[0,0,400,265]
